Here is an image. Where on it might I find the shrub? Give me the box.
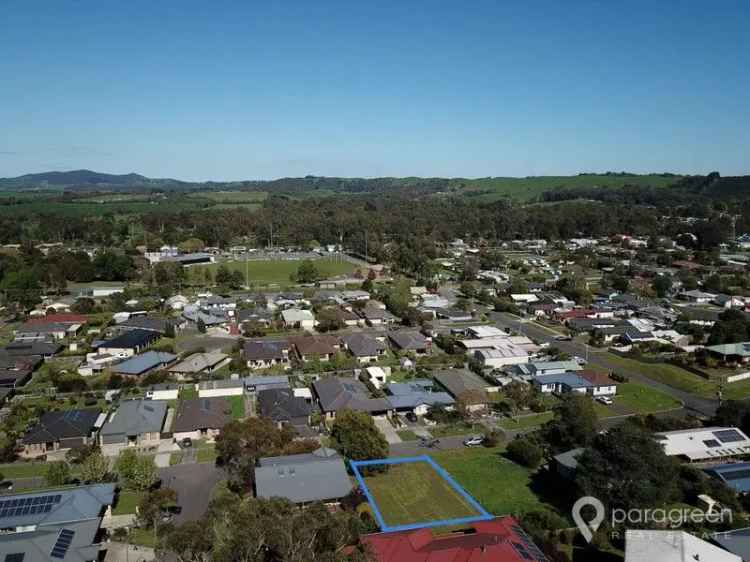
[506,438,543,469]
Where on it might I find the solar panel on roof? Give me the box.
[714,429,746,443]
[50,529,75,559]
[704,439,721,448]
[5,554,24,562]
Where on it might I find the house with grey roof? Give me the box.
[168,352,230,378]
[197,378,244,398]
[432,369,491,412]
[111,351,176,377]
[243,375,290,393]
[257,387,312,430]
[243,340,292,370]
[171,398,231,442]
[99,400,167,449]
[312,376,391,420]
[0,484,116,562]
[341,333,387,364]
[387,330,429,354]
[21,409,103,459]
[254,448,352,505]
[706,342,750,364]
[385,379,455,416]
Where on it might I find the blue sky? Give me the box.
[1,1,748,180]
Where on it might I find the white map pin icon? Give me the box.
[572,496,605,543]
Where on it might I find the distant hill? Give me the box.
[0,169,192,190]
[0,169,691,201]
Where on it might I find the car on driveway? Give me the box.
[554,335,572,341]
[596,396,614,406]
[574,355,587,365]
[463,435,484,447]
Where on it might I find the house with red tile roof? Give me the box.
[360,516,547,562]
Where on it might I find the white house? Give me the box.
[281,308,316,330]
[655,427,750,462]
[145,384,180,401]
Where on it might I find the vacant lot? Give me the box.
[188,258,358,286]
[363,460,481,527]
[431,447,560,518]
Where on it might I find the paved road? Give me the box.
[488,311,720,418]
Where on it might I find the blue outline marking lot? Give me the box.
[351,454,494,532]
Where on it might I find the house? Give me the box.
[385,379,455,416]
[360,305,398,326]
[0,368,32,389]
[341,333,387,364]
[15,320,82,341]
[197,378,244,398]
[706,342,750,365]
[360,516,547,562]
[243,339,292,370]
[466,325,507,339]
[388,331,430,354]
[312,376,391,420]
[21,408,103,458]
[168,352,231,377]
[625,530,740,562]
[533,370,617,396]
[523,360,582,377]
[172,397,232,442]
[257,387,312,429]
[655,427,750,462]
[680,289,718,304]
[290,334,342,362]
[254,448,352,505]
[0,484,117,562]
[434,308,473,322]
[243,375,291,393]
[712,528,750,561]
[77,353,119,377]
[145,383,180,401]
[472,343,529,369]
[97,329,159,358]
[704,462,750,494]
[117,315,176,335]
[281,308,316,330]
[99,399,167,449]
[553,448,584,481]
[432,369,491,412]
[111,351,177,377]
[364,366,390,390]
[2,340,62,359]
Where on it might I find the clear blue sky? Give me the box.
[1,1,748,180]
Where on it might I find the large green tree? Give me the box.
[330,409,388,462]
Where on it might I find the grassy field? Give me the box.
[228,395,245,419]
[603,353,734,398]
[187,190,268,203]
[497,412,553,430]
[362,460,481,527]
[188,258,359,286]
[611,382,682,413]
[431,447,558,517]
[452,174,681,202]
[396,430,419,441]
[0,463,50,479]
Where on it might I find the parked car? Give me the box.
[554,335,572,341]
[405,412,418,423]
[180,437,193,448]
[596,396,614,406]
[463,435,484,447]
[574,355,587,365]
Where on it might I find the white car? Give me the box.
[574,356,587,365]
[463,436,484,447]
[596,396,614,406]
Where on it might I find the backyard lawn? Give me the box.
[362,460,482,527]
[610,382,682,413]
[396,430,419,441]
[604,354,719,397]
[113,491,143,515]
[188,258,358,286]
[228,395,246,419]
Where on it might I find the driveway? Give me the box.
[374,417,401,444]
[159,463,224,523]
